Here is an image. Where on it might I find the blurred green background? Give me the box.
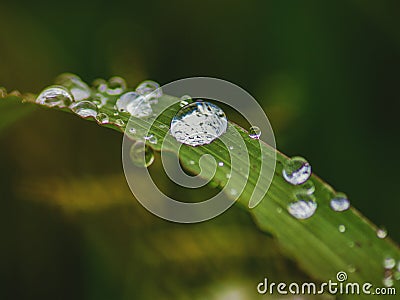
[0,0,399,299]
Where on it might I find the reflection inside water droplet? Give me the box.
[116,92,153,118]
[287,193,317,219]
[95,112,109,124]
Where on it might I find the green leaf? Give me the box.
[0,91,36,134]
[8,78,400,299]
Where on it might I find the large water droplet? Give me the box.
[130,141,154,167]
[136,80,162,99]
[70,101,98,118]
[330,193,350,212]
[36,85,74,108]
[287,194,317,219]
[170,101,228,146]
[95,112,109,124]
[106,76,126,95]
[383,257,396,269]
[55,73,91,101]
[377,227,388,239]
[282,156,312,185]
[248,126,261,139]
[116,92,153,118]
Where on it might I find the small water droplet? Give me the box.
[189,160,195,165]
[218,162,224,167]
[228,145,234,150]
[383,257,396,269]
[229,188,238,196]
[95,112,109,124]
[55,73,91,101]
[282,156,312,185]
[287,194,317,219]
[170,101,228,146]
[383,277,394,287]
[0,87,7,98]
[128,127,136,134]
[92,78,107,92]
[69,101,98,118]
[36,85,74,108]
[113,111,119,116]
[277,207,283,213]
[130,141,154,167]
[248,126,261,139]
[377,227,388,239]
[115,119,125,127]
[106,76,126,95]
[299,181,315,195]
[136,80,162,99]
[348,241,355,248]
[116,92,153,118]
[330,193,350,212]
[144,134,157,144]
[348,265,356,273]
[338,224,346,233]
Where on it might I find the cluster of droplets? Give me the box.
[382,256,400,287]
[35,75,165,168]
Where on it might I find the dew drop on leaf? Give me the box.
[330,193,350,212]
[248,126,261,139]
[116,92,153,118]
[69,101,98,118]
[282,156,312,185]
[55,73,91,101]
[170,101,228,146]
[95,112,109,124]
[36,85,74,108]
[287,193,317,219]
[130,141,154,167]
[136,80,162,99]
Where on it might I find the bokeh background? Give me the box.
[0,0,399,299]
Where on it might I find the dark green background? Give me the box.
[1,1,399,299]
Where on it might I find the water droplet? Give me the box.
[189,160,195,165]
[113,111,119,116]
[282,157,312,185]
[218,162,224,167]
[115,119,125,127]
[338,225,346,233]
[116,92,153,118]
[348,265,356,273]
[377,227,388,239]
[144,134,157,144]
[226,173,231,179]
[95,112,109,124]
[228,145,234,150]
[348,241,355,248]
[287,194,317,219]
[128,127,136,134]
[69,101,98,118]
[92,78,107,92]
[36,85,74,108]
[0,87,7,98]
[330,193,350,212]
[248,126,261,139]
[229,188,238,196]
[277,207,283,213]
[383,257,396,269]
[180,95,192,107]
[55,73,91,101]
[106,76,126,95]
[136,80,162,99]
[299,181,315,195]
[383,277,394,287]
[130,141,154,167]
[170,101,228,146]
